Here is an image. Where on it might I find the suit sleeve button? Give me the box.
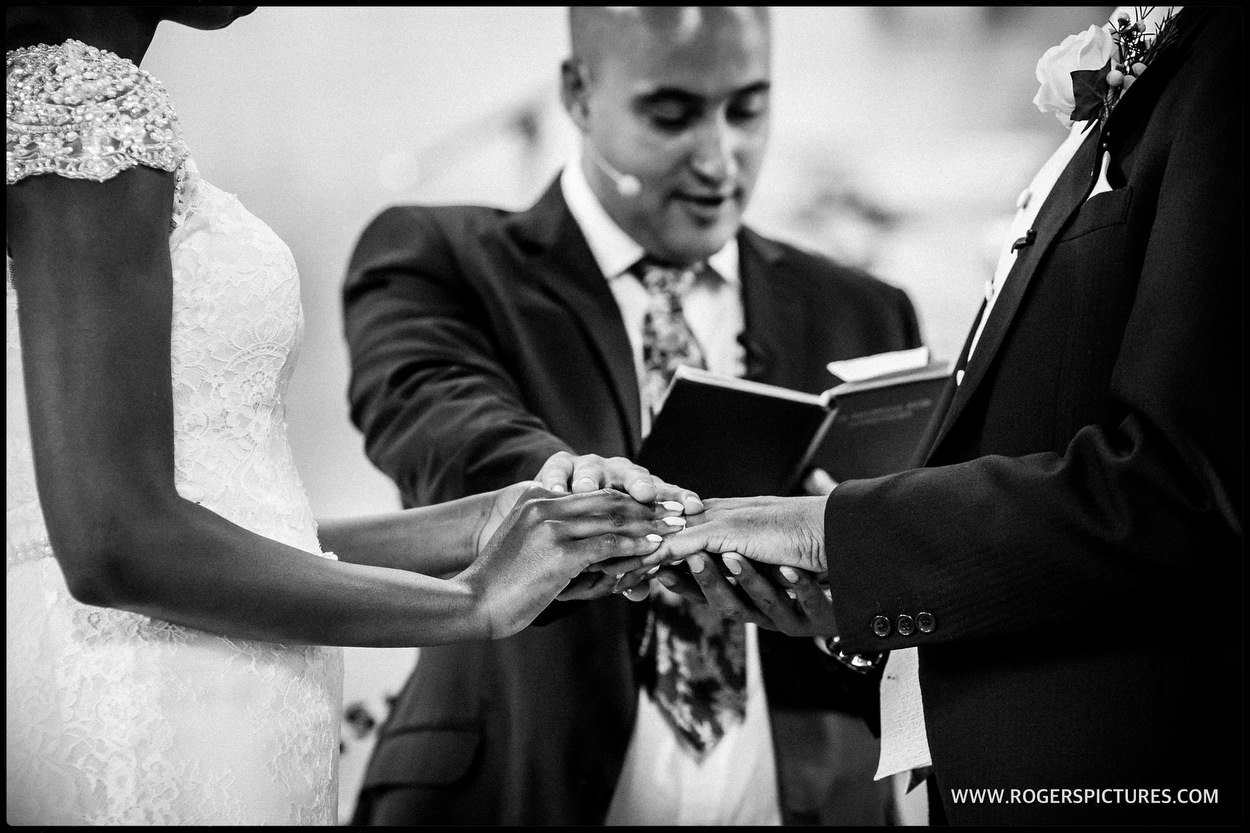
[871,615,892,638]
[916,612,936,633]
[896,614,915,637]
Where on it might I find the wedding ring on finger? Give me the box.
[621,584,650,602]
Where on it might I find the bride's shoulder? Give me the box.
[6,39,188,185]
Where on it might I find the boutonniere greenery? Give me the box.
[1032,6,1182,130]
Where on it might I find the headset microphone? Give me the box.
[584,143,641,198]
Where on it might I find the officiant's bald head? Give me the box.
[562,7,772,266]
[568,7,770,75]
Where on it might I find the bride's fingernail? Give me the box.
[687,554,706,573]
[721,554,743,575]
[779,567,800,583]
[785,589,798,600]
[548,483,566,494]
[662,516,687,528]
[669,560,684,566]
[659,500,684,512]
[647,565,661,575]
[646,534,664,544]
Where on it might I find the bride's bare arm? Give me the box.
[7,166,672,647]
[316,494,498,579]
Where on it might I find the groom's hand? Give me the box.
[607,494,830,603]
[659,495,829,575]
[654,554,837,637]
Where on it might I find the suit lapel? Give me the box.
[738,228,807,387]
[1101,6,1212,141]
[504,180,643,448]
[924,8,1213,460]
[925,123,1101,457]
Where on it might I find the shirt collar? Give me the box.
[560,153,739,286]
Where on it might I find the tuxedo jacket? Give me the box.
[826,8,1243,825]
[342,178,920,824]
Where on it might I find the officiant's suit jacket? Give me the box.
[825,8,1242,825]
[341,176,920,824]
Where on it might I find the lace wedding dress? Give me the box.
[7,40,343,824]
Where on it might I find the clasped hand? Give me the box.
[472,453,838,640]
[462,452,702,637]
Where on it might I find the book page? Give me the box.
[826,346,931,383]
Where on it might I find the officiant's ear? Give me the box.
[560,59,591,131]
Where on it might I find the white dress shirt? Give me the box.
[876,120,1099,782]
[561,157,781,825]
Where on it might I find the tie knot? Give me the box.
[634,258,703,297]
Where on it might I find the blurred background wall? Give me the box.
[144,6,1111,822]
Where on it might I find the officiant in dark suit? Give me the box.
[658,6,1243,825]
[342,6,922,826]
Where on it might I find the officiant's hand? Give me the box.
[534,450,704,514]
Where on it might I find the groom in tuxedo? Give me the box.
[342,7,921,826]
[659,6,1243,826]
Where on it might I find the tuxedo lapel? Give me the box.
[925,9,1215,460]
[1101,6,1213,141]
[504,180,643,448]
[926,124,1102,456]
[738,228,807,387]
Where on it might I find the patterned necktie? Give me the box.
[634,257,748,755]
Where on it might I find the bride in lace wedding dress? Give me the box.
[6,7,694,825]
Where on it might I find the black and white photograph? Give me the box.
[6,6,1242,826]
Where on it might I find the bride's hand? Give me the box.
[476,452,701,557]
[476,480,535,556]
[473,452,701,606]
[458,486,677,639]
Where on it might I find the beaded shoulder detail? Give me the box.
[6,39,188,185]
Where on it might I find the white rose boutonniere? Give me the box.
[1033,7,1182,129]
[1033,25,1115,128]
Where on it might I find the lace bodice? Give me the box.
[7,41,341,825]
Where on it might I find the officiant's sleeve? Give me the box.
[342,206,569,508]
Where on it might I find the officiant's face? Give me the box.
[565,7,771,266]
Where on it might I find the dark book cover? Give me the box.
[636,368,828,498]
[807,367,951,482]
[637,356,951,498]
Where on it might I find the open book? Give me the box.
[636,347,950,498]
